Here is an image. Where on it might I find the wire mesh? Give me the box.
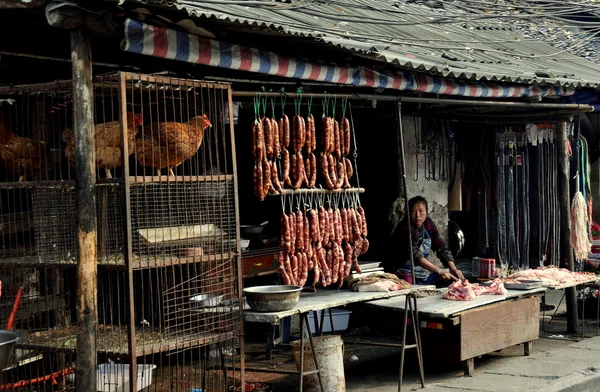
[0,74,242,391]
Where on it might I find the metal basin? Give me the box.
[243,285,302,312]
[0,331,20,371]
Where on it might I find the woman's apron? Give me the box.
[396,228,436,284]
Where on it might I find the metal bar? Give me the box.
[118,72,230,89]
[268,187,366,196]
[70,27,97,392]
[228,85,245,391]
[397,102,416,283]
[556,121,579,334]
[299,314,305,392]
[0,50,129,69]
[118,72,138,390]
[127,174,234,183]
[231,91,594,112]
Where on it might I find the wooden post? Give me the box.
[71,27,97,392]
[396,102,415,282]
[556,121,578,333]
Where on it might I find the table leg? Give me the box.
[299,314,305,392]
[328,308,335,333]
[524,341,532,356]
[266,325,276,360]
[464,358,474,377]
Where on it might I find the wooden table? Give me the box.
[368,287,546,376]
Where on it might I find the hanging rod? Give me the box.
[231,91,593,112]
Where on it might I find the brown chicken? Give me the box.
[135,114,211,176]
[63,112,143,179]
[0,115,46,182]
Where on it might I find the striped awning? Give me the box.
[122,19,574,99]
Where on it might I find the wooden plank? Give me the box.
[244,286,435,324]
[367,288,546,318]
[459,296,539,361]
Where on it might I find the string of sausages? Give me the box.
[278,202,369,287]
[253,113,355,199]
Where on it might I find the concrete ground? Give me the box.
[242,289,600,391]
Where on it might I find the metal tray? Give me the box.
[504,281,543,290]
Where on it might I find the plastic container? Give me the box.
[97,363,156,392]
[307,309,352,334]
[292,335,345,392]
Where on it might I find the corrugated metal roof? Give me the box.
[149,0,600,89]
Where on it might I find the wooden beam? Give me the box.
[70,27,97,392]
[45,1,119,37]
[556,121,578,334]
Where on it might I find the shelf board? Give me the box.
[0,252,237,269]
[18,325,234,356]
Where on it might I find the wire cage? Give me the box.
[0,73,243,391]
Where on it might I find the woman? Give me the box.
[389,196,465,285]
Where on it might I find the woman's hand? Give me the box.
[439,269,458,281]
[450,267,465,281]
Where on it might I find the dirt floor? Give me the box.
[240,289,600,392]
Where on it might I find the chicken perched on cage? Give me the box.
[62,112,143,179]
[135,114,212,176]
[0,115,47,182]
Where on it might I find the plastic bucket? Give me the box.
[291,335,345,392]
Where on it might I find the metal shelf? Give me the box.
[18,325,234,356]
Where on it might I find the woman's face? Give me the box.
[410,202,428,228]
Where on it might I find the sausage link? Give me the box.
[291,254,299,285]
[264,117,274,159]
[326,249,333,286]
[282,114,290,148]
[293,153,305,190]
[342,117,351,156]
[310,209,320,243]
[336,159,345,189]
[279,251,291,285]
[293,115,302,153]
[282,148,291,187]
[291,153,298,189]
[318,248,329,287]
[307,245,314,269]
[303,214,310,253]
[318,206,327,245]
[299,116,306,151]
[256,119,265,162]
[272,117,280,157]
[262,159,272,199]
[331,243,340,284]
[305,115,312,154]
[289,212,296,254]
[327,154,338,188]
[352,255,362,274]
[253,163,261,199]
[337,243,346,287]
[344,157,354,180]
[308,153,317,188]
[342,159,351,188]
[358,205,368,236]
[296,210,304,251]
[311,114,317,152]
[278,116,285,149]
[350,208,361,241]
[344,243,353,276]
[361,238,370,255]
[341,208,349,243]
[355,208,364,238]
[322,116,329,153]
[304,157,311,187]
[271,161,284,194]
[333,119,341,158]
[301,252,309,286]
[281,214,291,252]
[321,152,335,190]
[313,258,321,286]
[333,209,343,245]
[354,238,364,258]
[327,208,335,245]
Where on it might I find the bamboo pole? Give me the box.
[70,27,97,392]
